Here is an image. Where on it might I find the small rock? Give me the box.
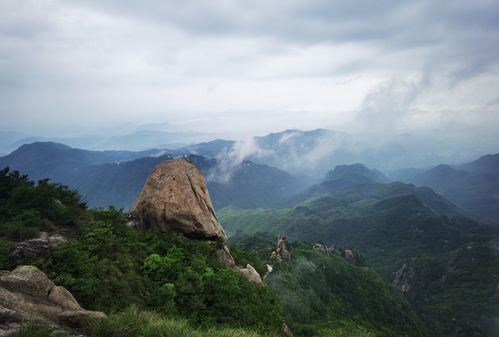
[216,246,236,268]
[282,322,294,337]
[313,243,329,254]
[9,232,67,263]
[343,249,355,263]
[236,264,262,284]
[489,283,499,303]
[217,246,262,284]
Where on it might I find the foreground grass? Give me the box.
[14,308,380,337]
[14,320,70,337]
[86,307,278,337]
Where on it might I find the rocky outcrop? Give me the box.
[392,262,416,301]
[489,283,499,303]
[343,249,355,263]
[9,232,67,263]
[282,322,294,337]
[392,257,447,304]
[216,246,262,284]
[269,235,291,263]
[237,264,262,284]
[216,245,236,268]
[131,158,226,241]
[0,265,105,336]
[313,243,330,254]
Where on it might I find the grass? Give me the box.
[86,307,279,337]
[317,326,376,337]
[13,313,380,337]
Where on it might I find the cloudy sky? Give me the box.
[1,0,499,139]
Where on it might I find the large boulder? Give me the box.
[0,265,105,336]
[131,158,226,241]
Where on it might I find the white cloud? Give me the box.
[0,0,497,141]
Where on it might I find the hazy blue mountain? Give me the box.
[4,123,209,152]
[168,128,491,177]
[392,153,499,224]
[325,163,389,185]
[96,129,204,151]
[0,142,160,184]
[233,129,492,176]
[0,142,309,210]
[7,128,497,178]
[0,130,28,154]
[177,139,235,157]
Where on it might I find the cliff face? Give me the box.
[131,158,226,241]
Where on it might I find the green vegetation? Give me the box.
[0,168,283,334]
[0,167,88,242]
[396,244,499,337]
[32,215,283,331]
[220,181,499,337]
[87,307,278,337]
[16,308,383,337]
[0,168,433,337]
[231,236,427,337]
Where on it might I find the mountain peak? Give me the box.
[325,163,388,184]
[17,141,72,152]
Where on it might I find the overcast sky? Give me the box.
[1,0,499,139]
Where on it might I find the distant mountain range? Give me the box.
[4,127,498,175]
[2,130,205,153]
[1,127,498,222]
[218,163,499,337]
[0,142,309,210]
[391,153,499,225]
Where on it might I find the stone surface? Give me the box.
[216,246,236,268]
[132,158,226,241]
[236,264,262,284]
[490,283,499,303]
[269,235,291,263]
[343,249,355,263]
[9,232,67,262]
[282,322,294,337]
[0,265,105,335]
[216,245,262,284]
[313,243,330,254]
